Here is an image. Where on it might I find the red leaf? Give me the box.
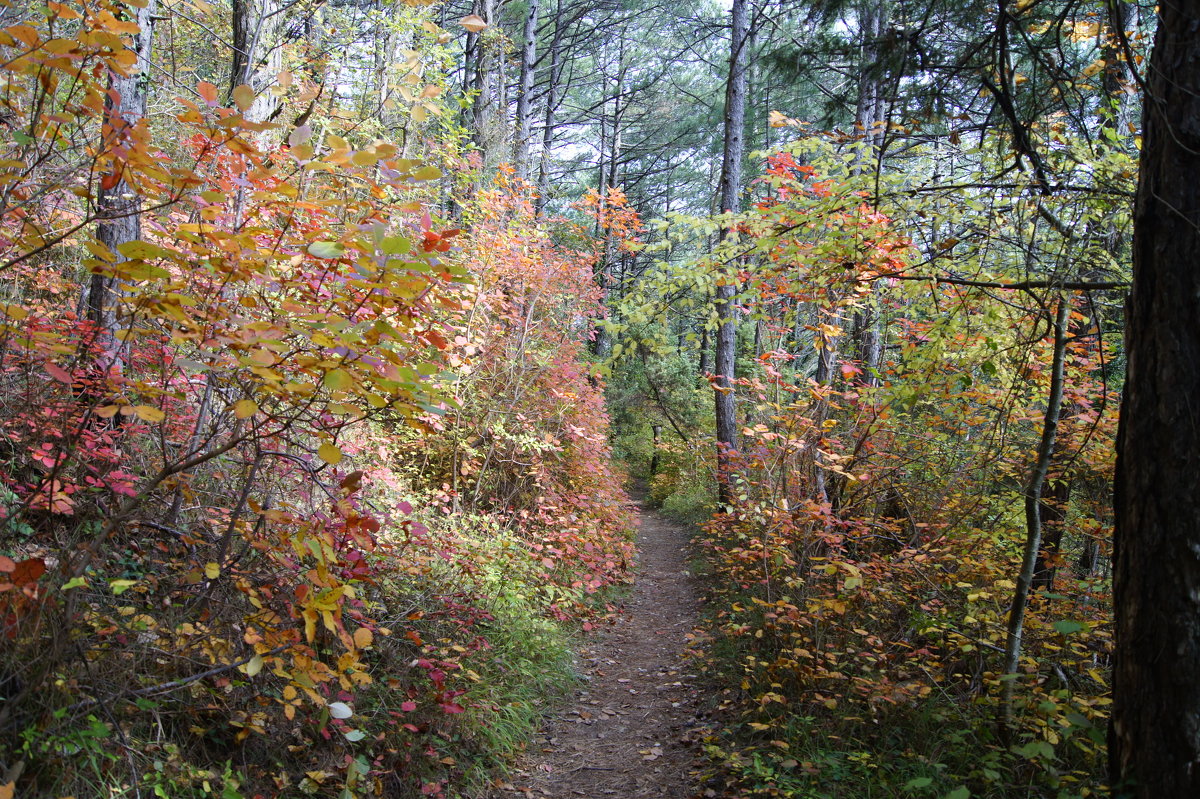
[0,556,15,573]
[45,362,72,384]
[12,558,45,584]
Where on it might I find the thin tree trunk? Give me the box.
[1111,1,1200,793]
[536,0,564,211]
[1001,298,1069,738]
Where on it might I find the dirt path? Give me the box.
[490,500,706,798]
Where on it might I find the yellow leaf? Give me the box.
[244,654,263,677]
[236,84,258,110]
[133,405,165,423]
[204,562,220,579]
[353,627,373,650]
[318,443,343,465]
[0,782,12,799]
[351,149,379,167]
[48,2,82,19]
[233,399,258,419]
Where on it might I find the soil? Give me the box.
[488,499,708,798]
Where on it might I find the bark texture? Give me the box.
[87,0,155,370]
[513,0,540,180]
[230,0,280,123]
[1111,2,1200,795]
[713,0,748,505]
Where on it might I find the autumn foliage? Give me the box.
[616,141,1121,797]
[0,3,630,797]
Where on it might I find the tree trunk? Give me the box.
[513,0,540,180]
[469,0,496,152]
[851,0,888,385]
[230,0,280,123]
[1031,467,1070,591]
[1001,297,1068,738]
[536,0,564,211]
[713,0,748,506]
[86,0,156,373]
[650,424,662,476]
[1111,2,1200,795]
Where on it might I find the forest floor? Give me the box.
[488,498,709,798]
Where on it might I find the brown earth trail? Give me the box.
[490,500,707,798]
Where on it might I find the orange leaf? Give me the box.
[460,14,487,32]
[197,81,218,106]
[12,558,46,584]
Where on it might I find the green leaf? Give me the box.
[308,241,345,259]
[119,260,172,281]
[1014,740,1056,761]
[343,729,365,742]
[116,240,171,260]
[1052,620,1084,635]
[904,777,933,790]
[324,368,353,392]
[411,165,442,181]
[943,788,970,799]
[381,236,411,255]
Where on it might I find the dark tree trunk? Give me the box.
[1111,3,1200,795]
[650,424,662,476]
[713,0,748,506]
[1031,471,1070,591]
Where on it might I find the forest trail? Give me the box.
[491,500,707,798]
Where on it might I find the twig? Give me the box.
[65,644,291,712]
